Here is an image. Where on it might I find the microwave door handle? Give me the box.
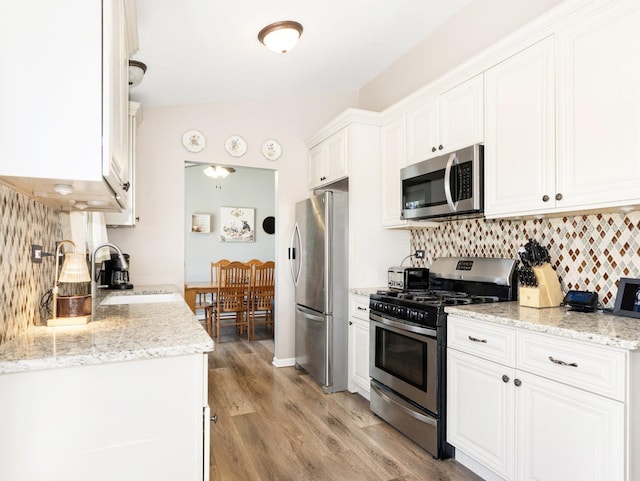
[443,152,458,211]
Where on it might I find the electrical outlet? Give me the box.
[415,250,425,259]
[31,244,43,263]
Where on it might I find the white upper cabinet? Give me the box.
[484,37,556,217]
[555,0,640,210]
[308,127,348,190]
[485,0,640,218]
[0,0,137,212]
[380,116,409,227]
[406,74,484,165]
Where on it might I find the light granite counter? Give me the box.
[0,285,214,375]
[350,287,386,297]
[446,302,640,350]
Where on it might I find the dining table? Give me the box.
[184,281,217,314]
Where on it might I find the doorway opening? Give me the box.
[184,162,276,342]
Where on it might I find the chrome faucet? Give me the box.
[90,242,128,306]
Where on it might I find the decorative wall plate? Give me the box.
[182,130,206,152]
[261,139,282,160]
[225,135,247,157]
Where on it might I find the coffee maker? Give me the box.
[101,253,133,290]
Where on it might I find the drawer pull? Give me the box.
[548,356,578,368]
[502,375,509,383]
[468,336,487,343]
[356,306,367,311]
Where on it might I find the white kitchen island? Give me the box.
[0,285,214,481]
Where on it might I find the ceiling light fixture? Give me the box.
[258,21,303,54]
[128,60,147,87]
[203,165,236,179]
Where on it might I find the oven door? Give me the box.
[369,313,438,414]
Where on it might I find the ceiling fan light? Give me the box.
[203,165,236,179]
[258,21,303,54]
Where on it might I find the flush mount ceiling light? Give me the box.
[128,60,147,87]
[203,165,236,179]
[258,21,303,54]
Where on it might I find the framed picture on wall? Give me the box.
[612,277,640,318]
[191,213,211,233]
[220,207,255,242]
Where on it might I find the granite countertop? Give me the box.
[446,302,640,350]
[0,285,214,375]
[350,287,386,297]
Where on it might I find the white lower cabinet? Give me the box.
[348,294,370,399]
[0,354,209,481]
[447,315,628,481]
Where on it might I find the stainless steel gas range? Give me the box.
[369,257,517,459]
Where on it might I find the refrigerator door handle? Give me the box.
[289,223,302,285]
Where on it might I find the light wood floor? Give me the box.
[207,331,482,481]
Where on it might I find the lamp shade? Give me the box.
[258,21,303,53]
[59,253,91,283]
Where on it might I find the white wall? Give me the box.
[358,0,565,111]
[108,91,358,363]
[184,165,276,282]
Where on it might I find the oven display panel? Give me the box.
[455,260,473,271]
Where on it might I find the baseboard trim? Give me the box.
[272,356,295,368]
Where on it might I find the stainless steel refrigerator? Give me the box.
[289,191,348,393]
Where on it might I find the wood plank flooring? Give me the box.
[207,334,482,481]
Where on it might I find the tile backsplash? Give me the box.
[411,211,640,308]
[0,184,59,345]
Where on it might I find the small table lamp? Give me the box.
[47,240,91,327]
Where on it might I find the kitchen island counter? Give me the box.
[446,301,640,350]
[0,284,214,375]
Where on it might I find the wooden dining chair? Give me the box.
[248,261,275,341]
[210,261,250,343]
[210,259,231,285]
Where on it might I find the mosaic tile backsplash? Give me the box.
[411,212,640,309]
[0,184,59,345]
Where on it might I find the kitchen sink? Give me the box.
[100,293,183,306]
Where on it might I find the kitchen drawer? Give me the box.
[350,295,370,321]
[447,315,516,366]
[516,331,626,401]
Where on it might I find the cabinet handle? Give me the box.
[431,146,437,152]
[357,306,367,311]
[122,181,131,192]
[320,176,326,181]
[555,193,563,201]
[502,375,509,383]
[438,144,444,150]
[542,195,550,202]
[548,356,578,368]
[468,335,487,343]
[210,413,218,423]
[349,321,353,325]
[514,379,522,387]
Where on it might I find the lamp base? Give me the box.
[46,315,90,327]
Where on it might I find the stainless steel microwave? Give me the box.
[401,144,483,221]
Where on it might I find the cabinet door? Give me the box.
[484,37,556,218]
[556,1,640,210]
[406,98,438,164]
[447,349,515,480]
[308,142,325,189]
[380,117,410,227]
[515,371,624,481]
[348,316,370,397]
[324,127,349,184]
[439,74,484,154]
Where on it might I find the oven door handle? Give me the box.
[370,312,437,338]
[443,152,458,211]
[371,382,437,427]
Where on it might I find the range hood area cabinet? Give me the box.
[484,0,640,219]
[0,0,138,212]
[405,74,484,166]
